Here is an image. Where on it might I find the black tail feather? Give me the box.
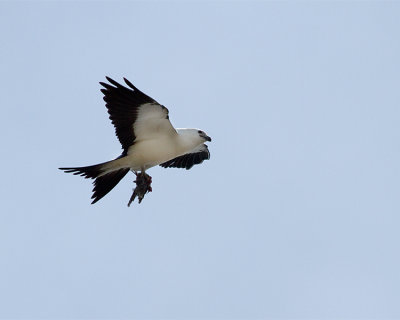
[59,164,105,179]
[59,164,129,204]
[91,169,129,204]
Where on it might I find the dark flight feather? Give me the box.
[99,77,156,154]
[160,145,210,170]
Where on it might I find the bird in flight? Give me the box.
[59,77,211,205]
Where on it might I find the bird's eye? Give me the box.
[198,130,203,135]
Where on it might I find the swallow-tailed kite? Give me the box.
[59,77,211,205]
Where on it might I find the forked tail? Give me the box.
[59,160,129,204]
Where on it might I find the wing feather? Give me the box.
[100,77,174,154]
[160,144,210,170]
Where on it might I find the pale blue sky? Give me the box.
[1,1,399,319]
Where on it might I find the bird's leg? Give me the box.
[127,171,153,207]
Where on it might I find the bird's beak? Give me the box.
[205,135,212,142]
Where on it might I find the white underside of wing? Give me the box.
[133,103,177,142]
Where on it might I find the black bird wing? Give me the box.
[100,77,176,155]
[160,144,210,170]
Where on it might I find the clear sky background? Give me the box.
[1,1,399,319]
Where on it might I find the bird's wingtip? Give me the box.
[123,77,136,90]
